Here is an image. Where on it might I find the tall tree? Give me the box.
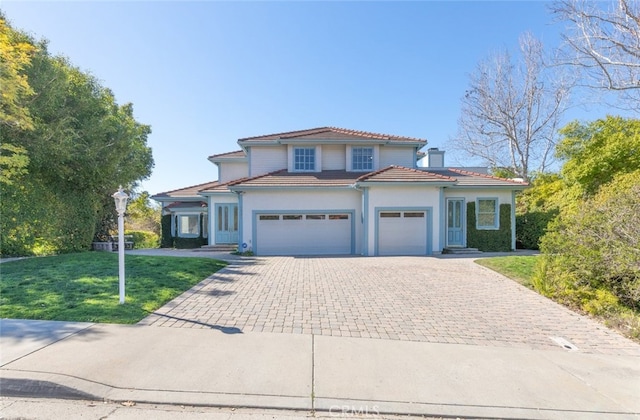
[552,0,640,110]
[556,116,640,196]
[450,33,572,181]
[0,18,153,256]
[0,13,35,185]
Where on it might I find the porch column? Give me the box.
[236,191,244,253]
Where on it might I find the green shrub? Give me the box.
[174,237,207,249]
[126,230,159,249]
[160,214,173,248]
[466,203,512,252]
[0,180,98,256]
[536,170,640,311]
[515,209,558,250]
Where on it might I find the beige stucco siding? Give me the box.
[379,146,415,168]
[249,146,287,176]
[219,161,249,183]
[321,144,346,170]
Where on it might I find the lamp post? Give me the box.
[112,186,129,304]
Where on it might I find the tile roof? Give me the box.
[229,169,362,188]
[151,180,220,200]
[208,150,246,160]
[237,127,426,144]
[164,201,207,209]
[427,168,530,187]
[358,166,456,183]
[153,168,528,199]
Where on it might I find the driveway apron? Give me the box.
[139,256,640,356]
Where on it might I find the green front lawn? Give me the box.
[0,253,227,324]
[476,255,538,288]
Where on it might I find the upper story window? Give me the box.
[294,147,315,171]
[352,147,373,171]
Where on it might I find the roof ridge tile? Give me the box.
[238,127,425,143]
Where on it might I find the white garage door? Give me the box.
[377,210,428,256]
[256,213,352,255]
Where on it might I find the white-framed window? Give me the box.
[352,147,373,171]
[476,198,499,229]
[294,147,315,171]
[178,214,200,237]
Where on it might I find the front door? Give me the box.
[215,204,239,244]
[447,199,464,247]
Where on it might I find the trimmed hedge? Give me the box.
[515,209,558,250]
[160,214,173,248]
[174,237,207,249]
[466,203,512,252]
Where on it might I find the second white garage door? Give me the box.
[377,210,429,256]
[255,212,352,255]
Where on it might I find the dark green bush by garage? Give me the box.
[174,237,207,248]
[467,203,512,252]
[160,214,173,248]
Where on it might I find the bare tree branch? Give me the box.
[450,33,571,181]
[552,0,640,110]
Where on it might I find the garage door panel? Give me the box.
[377,210,428,256]
[256,213,352,256]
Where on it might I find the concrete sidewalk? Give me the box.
[1,320,639,419]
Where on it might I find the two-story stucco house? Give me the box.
[152,127,528,256]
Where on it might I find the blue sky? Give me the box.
[1,1,608,195]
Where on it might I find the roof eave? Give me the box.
[357,181,456,187]
[229,185,356,191]
[446,184,529,190]
[151,195,204,202]
[198,190,235,196]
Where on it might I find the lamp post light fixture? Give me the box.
[112,186,129,304]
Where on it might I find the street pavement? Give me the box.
[1,252,639,419]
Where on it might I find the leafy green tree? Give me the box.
[126,191,161,235]
[0,13,35,185]
[0,19,153,256]
[556,116,640,196]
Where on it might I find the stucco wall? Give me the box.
[249,146,287,176]
[219,161,249,183]
[321,144,346,170]
[379,146,415,168]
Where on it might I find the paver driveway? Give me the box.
[139,255,640,356]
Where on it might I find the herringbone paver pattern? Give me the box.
[139,256,640,356]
